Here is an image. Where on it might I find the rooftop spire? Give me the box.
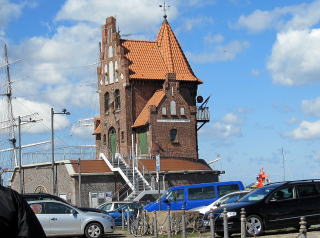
[159,1,170,21]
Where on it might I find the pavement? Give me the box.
[107,226,320,238]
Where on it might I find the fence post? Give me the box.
[154,210,158,238]
[240,208,246,238]
[127,209,130,233]
[167,207,172,238]
[209,213,215,238]
[143,210,147,235]
[298,216,307,238]
[122,209,125,230]
[181,206,187,238]
[223,208,229,238]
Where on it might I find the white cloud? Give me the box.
[188,40,249,63]
[55,0,177,34]
[286,117,299,125]
[0,0,23,30]
[0,97,70,134]
[268,29,320,86]
[179,17,214,32]
[204,33,224,44]
[287,120,320,139]
[236,1,320,33]
[71,124,94,139]
[301,97,320,117]
[200,111,245,139]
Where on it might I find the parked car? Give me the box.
[211,179,320,236]
[97,201,131,212]
[192,190,251,214]
[144,181,245,211]
[29,200,114,238]
[105,202,145,226]
[23,193,105,214]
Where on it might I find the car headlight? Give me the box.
[219,211,237,218]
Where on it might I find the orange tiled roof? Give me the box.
[121,19,201,83]
[132,90,165,128]
[70,160,112,173]
[139,158,211,172]
[92,117,101,135]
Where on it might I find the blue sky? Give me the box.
[1,0,320,185]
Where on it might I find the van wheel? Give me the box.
[246,215,264,236]
[85,222,103,238]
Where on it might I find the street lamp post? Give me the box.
[51,108,70,195]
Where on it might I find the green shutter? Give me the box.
[138,131,148,155]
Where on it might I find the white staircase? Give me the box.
[100,152,154,201]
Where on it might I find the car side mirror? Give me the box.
[72,209,78,215]
[216,202,221,207]
[269,197,277,202]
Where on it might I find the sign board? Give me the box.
[156,154,161,172]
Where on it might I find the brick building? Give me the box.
[94,16,208,161]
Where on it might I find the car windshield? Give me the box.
[239,184,280,202]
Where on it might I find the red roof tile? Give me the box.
[132,90,165,128]
[121,20,201,83]
[70,160,112,173]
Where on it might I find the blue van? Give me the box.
[144,181,244,211]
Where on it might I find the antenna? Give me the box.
[159,1,170,19]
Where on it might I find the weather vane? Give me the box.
[159,1,170,19]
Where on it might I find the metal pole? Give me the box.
[122,209,125,230]
[210,214,215,238]
[127,208,130,233]
[78,158,81,207]
[223,208,229,238]
[240,208,246,238]
[181,206,186,238]
[154,210,158,238]
[299,216,307,238]
[167,207,171,238]
[18,116,23,194]
[51,108,55,195]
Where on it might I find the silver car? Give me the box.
[29,200,114,238]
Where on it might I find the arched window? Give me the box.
[104,92,110,113]
[170,101,176,115]
[108,127,117,154]
[170,129,178,142]
[114,89,121,110]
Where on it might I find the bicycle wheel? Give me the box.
[130,217,148,237]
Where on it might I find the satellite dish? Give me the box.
[196,96,203,103]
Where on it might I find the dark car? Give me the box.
[211,179,320,236]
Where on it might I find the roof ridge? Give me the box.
[121,39,156,43]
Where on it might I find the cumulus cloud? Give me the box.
[0,0,23,30]
[204,33,224,44]
[55,0,177,34]
[287,120,320,139]
[268,29,320,86]
[0,97,70,134]
[178,17,214,32]
[188,40,249,63]
[71,123,94,139]
[200,111,245,139]
[301,97,320,117]
[236,1,320,33]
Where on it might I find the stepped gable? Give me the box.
[121,19,201,82]
[70,160,112,173]
[132,89,165,128]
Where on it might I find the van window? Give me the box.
[188,186,215,200]
[296,184,318,198]
[217,184,240,197]
[167,189,184,202]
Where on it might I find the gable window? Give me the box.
[170,129,178,142]
[104,64,108,85]
[104,92,110,113]
[114,89,121,110]
[180,107,185,116]
[162,107,167,116]
[109,61,114,83]
[170,101,176,115]
[115,61,119,82]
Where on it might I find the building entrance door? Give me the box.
[108,127,116,154]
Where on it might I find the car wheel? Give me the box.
[246,215,264,236]
[85,222,103,238]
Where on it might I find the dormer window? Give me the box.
[170,101,176,116]
[162,107,167,116]
[180,107,185,116]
